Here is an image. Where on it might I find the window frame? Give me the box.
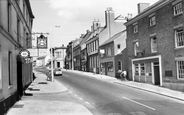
[176,60,184,79]
[175,28,184,48]
[173,2,183,16]
[151,36,157,53]
[0,46,2,90]
[133,41,139,56]
[8,51,13,87]
[133,24,138,33]
[118,60,122,71]
[149,15,156,26]
[134,64,139,76]
[140,63,146,76]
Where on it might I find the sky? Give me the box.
[30,0,159,48]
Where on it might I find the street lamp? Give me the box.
[50,25,60,82]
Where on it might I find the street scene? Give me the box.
[0,0,184,115]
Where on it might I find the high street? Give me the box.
[56,70,184,115]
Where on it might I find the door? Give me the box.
[17,58,23,99]
[57,62,60,68]
[154,62,160,85]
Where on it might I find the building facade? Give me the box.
[65,41,73,69]
[99,30,127,77]
[0,0,34,114]
[80,30,91,72]
[73,38,83,70]
[86,20,102,73]
[125,0,184,91]
[53,45,66,69]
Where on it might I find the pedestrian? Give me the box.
[122,69,127,80]
[120,69,127,81]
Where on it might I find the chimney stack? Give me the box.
[105,7,115,27]
[137,3,150,14]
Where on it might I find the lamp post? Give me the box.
[50,25,60,82]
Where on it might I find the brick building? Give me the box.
[125,0,184,91]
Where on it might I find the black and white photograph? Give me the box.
[1,0,184,115]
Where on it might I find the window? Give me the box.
[107,62,113,72]
[134,41,139,56]
[151,36,157,52]
[175,28,184,48]
[117,44,121,49]
[134,64,139,75]
[146,63,152,76]
[0,46,2,89]
[17,17,20,43]
[173,2,183,16]
[133,24,138,33]
[150,15,156,26]
[140,63,145,76]
[8,1,12,32]
[107,45,112,56]
[118,60,122,70]
[8,51,13,86]
[177,60,184,79]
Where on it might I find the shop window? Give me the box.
[107,62,113,72]
[177,60,184,79]
[173,2,183,16]
[134,64,139,75]
[140,63,145,76]
[146,63,152,76]
[175,28,184,48]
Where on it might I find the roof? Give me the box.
[25,0,34,18]
[100,30,126,47]
[125,0,170,26]
[54,46,67,49]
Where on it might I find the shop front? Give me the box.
[132,55,162,86]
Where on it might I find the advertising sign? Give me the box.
[37,34,47,49]
[19,49,30,58]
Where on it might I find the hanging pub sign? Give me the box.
[37,34,47,49]
[19,49,30,58]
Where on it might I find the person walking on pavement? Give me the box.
[120,69,127,81]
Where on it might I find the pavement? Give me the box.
[68,69,184,101]
[7,70,93,115]
[7,69,184,115]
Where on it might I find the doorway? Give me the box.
[57,62,60,68]
[154,62,160,85]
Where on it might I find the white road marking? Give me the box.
[79,97,83,100]
[85,102,90,105]
[74,94,77,97]
[122,96,155,110]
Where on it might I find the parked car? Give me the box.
[54,68,62,76]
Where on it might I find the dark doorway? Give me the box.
[57,62,60,68]
[17,57,23,99]
[154,62,160,85]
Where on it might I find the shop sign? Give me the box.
[19,49,30,58]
